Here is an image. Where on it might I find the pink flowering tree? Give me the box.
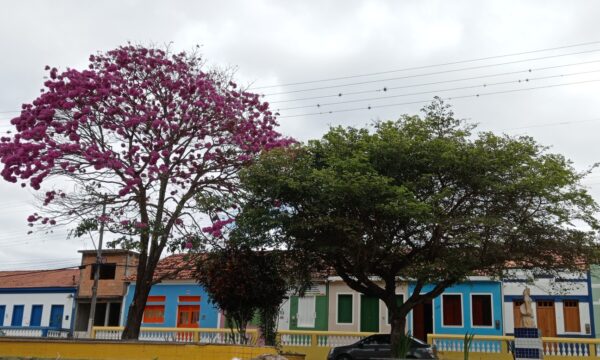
[0,45,291,339]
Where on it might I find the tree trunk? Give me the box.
[121,275,152,339]
[389,311,408,358]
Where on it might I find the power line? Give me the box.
[251,40,600,89]
[278,78,600,118]
[0,263,81,271]
[0,266,81,279]
[278,69,600,112]
[264,48,600,96]
[2,53,599,120]
[0,257,79,265]
[269,59,600,105]
[501,118,600,131]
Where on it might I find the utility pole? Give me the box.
[87,196,107,338]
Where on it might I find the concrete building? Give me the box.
[503,269,593,338]
[121,254,221,328]
[285,280,329,331]
[0,268,79,334]
[73,249,139,334]
[408,278,504,341]
[327,278,407,334]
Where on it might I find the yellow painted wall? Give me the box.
[436,353,510,360]
[0,338,277,360]
[435,354,593,360]
[282,345,329,360]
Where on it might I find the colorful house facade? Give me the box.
[121,255,221,329]
[283,280,329,331]
[0,268,79,335]
[327,277,407,334]
[590,265,600,337]
[503,269,594,338]
[73,249,139,335]
[408,278,504,341]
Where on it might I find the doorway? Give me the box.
[412,300,433,342]
[297,296,316,328]
[49,305,64,329]
[360,295,380,332]
[536,301,557,337]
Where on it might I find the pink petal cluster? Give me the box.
[0,45,293,225]
[202,217,235,238]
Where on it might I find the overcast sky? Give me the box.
[1,0,600,269]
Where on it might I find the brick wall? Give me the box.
[77,252,139,298]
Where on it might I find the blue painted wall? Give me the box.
[121,282,220,328]
[409,281,503,336]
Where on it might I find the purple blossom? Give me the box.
[0,44,293,260]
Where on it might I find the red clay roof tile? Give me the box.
[0,268,80,288]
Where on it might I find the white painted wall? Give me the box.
[277,298,290,330]
[503,280,588,297]
[0,292,76,329]
[503,272,592,336]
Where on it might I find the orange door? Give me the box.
[177,305,200,328]
[513,301,523,328]
[536,301,557,337]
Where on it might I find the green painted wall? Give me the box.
[289,284,329,330]
[360,295,379,332]
[591,265,600,337]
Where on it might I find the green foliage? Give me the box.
[195,246,288,345]
[464,332,475,360]
[69,218,99,238]
[238,98,599,280]
[395,331,413,358]
[234,98,600,353]
[258,305,280,347]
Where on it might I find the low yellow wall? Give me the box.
[0,338,277,360]
[282,345,328,360]
[437,353,510,360]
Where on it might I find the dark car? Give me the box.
[327,334,437,360]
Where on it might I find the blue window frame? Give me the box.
[30,305,43,327]
[11,305,24,326]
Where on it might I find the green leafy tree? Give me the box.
[195,246,289,345]
[232,98,600,356]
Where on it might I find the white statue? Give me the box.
[520,287,535,328]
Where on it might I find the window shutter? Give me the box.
[442,295,462,326]
[337,294,353,323]
[472,295,493,326]
[563,300,580,333]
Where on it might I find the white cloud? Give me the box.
[1,0,600,266]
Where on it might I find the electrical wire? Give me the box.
[263,48,600,96]
[277,68,600,111]
[500,118,600,131]
[278,79,600,118]
[251,40,600,89]
[0,266,81,279]
[269,59,600,104]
